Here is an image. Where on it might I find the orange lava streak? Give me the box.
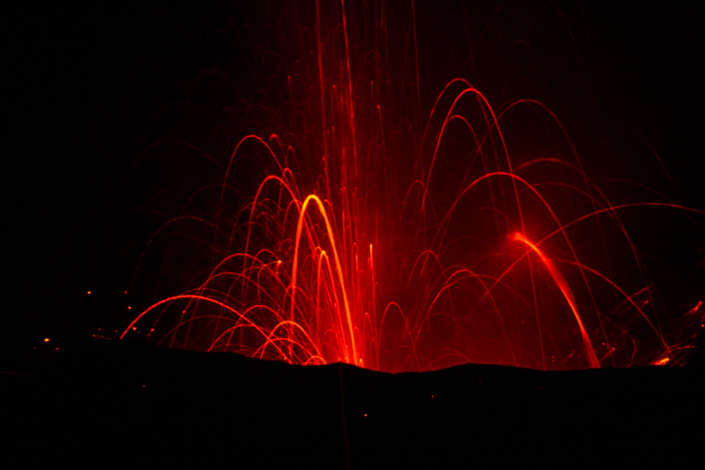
[291,194,358,365]
[512,233,600,369]
[121,295,266,341]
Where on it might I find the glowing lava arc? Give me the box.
[512,232,600,369]
[291,194,358,366]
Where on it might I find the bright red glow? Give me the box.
[118,2,703,372]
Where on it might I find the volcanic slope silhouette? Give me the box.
[3,337,703,468]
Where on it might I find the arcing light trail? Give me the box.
[512,232,599,369]
[120,1,704,372]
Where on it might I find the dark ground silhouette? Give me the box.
[3,337,703,467]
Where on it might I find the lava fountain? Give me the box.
[119,0,704,372]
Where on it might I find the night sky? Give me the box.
[4,0,704,372]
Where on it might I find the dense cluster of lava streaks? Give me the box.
[120,1,704,373]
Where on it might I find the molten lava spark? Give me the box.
[119,1,704,372]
